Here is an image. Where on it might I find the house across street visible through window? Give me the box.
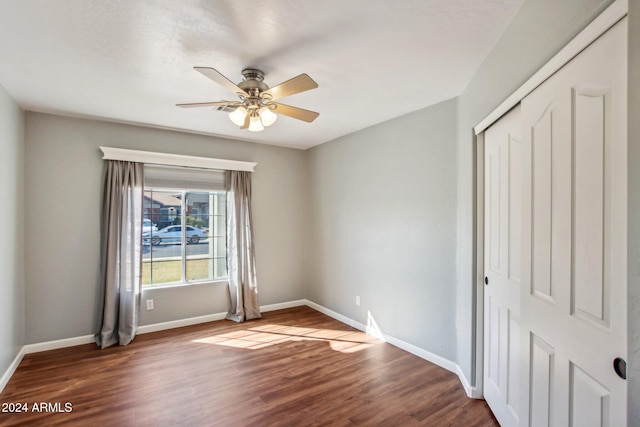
[142,189,227,287]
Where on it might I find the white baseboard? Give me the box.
[23,334,95,354]
[137,299,307,335]
[304,300,368,331]
[137,312,227,334]
[0,348,25,394]
[1,298,480,400]
[303,299,480,399]
[260,299,307,312]
[456,365,482,398]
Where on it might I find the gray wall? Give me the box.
[305,99,458,361]
[628,1,640,424]
[0,84,25,376]
[24,112,307,343]
[454,0,613,383]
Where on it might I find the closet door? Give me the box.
[483,105,522,427]
[520,18,627,427]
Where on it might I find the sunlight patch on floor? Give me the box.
[192,324,381,353]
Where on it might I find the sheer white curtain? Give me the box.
[96,160,144,348]
[225,170,261,322]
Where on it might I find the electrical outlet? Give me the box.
[355,296,360,306]
[146,299,154,310]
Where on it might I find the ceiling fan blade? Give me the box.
[176,101,239,108]
[263,74,318,101]
[272,102,319,123]
[217,104,240,112]
[194,67,248,97]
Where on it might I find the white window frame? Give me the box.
[143,188,227,288]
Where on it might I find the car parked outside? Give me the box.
[143,225,207,245]
[143,219,158,235]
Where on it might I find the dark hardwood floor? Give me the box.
[0,306,498,426]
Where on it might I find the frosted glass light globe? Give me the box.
[259,106,277,127]
[229,107,247,126]
[248,114,264,132]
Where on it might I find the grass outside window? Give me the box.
[142,259,220,286]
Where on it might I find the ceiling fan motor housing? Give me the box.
[239,68,269,95]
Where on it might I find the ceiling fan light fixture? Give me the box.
[178,67,319,130]
[229,106,247,126]
[248,113,264,132]
[259,106,277,127]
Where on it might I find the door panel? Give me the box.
[484,106,522,427]
[509,138,523,283]
[529,334,554,427]
[489,147,503,273]
[572,87,611,328]
[507,311,520,416]
[530,105,555,303]
[488,296,501,387]
[569,363,611,427]
[520,18,627,427]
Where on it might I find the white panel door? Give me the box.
[484,105,522,427]
[520,18,627,427]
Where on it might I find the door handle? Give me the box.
[613,357,627,380]
[484,276,489,285]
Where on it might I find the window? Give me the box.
[142,165,227,287]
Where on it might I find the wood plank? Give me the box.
[0,307,497,426]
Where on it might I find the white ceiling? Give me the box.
[0,0,524,150]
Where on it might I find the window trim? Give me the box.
[100,146,256,172]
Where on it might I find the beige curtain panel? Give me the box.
[96,160,144,348]
[225,170,261,322]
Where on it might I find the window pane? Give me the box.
[142,260,182,286]
[144,190,181,231]
[142,189,227,287]
[185,192,209,227]
[186,236,210,257]
[186,258,213,281]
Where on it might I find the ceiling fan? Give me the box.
[177,67,319,132]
